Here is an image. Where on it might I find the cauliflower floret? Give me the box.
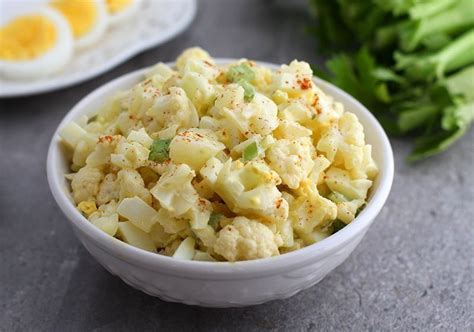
[126,81,159,119]
[146,87,199,133]
[282,60,313,76]
[266,137,316,189]
[176,47,213,75]
[271,60,314,100]
[71,166,103,203]
[169,128,225,171]
[335,143,364,171]
[247,92,279,136]
[213,217,280,261]
[127,128,153,148]
[117,169,152,204]
[339,112,365,147]
[115,111,139,136]
[317,112,369,172]
[150,164,198,216]
[86,135,122,167]
[316,126,341,162]
[111,139,150,169]
[311,89,341,126]
[183,57,220,81]
[145,62,176,89]
[97,173,119,205]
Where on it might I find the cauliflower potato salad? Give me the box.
[60,47,378,262]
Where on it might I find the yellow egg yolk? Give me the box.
[0,15,57,61]
[50,0,98,38]
[106,0,133,14]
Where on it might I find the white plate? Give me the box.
[0,0,196,98]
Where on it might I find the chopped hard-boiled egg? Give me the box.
[50,0,108,49]
[105,0,141,25]
[0,7,73,79]
[172,237,196,260]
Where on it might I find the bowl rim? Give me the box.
[47,59,394,278]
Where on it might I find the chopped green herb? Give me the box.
[149,138,172,162]
[209,212,222,230]
[87,115,98,123]
[332,220,347,234]
[226,63,255,83]
[243,142,259,161]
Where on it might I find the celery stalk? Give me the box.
[443,65,474,100]
[401,0,474,51]
[396,29,474,80]
[408,0,457,19]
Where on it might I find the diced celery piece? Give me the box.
[243,142,259,161]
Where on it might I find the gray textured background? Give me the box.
[0,1,473,331]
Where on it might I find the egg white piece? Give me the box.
[0,7,74,80]
[73,0,109,50]
[107,0,142,25]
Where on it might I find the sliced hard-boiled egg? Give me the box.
[50,0,108,50]
[105,0,142,25]
[0,7,74,79]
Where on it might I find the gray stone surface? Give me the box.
[0,0,473,331]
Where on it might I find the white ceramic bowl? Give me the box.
[47,60,394,307]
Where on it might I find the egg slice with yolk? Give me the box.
[50,0,108,49]
[105,0,142,25]
[0,7,73,79]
